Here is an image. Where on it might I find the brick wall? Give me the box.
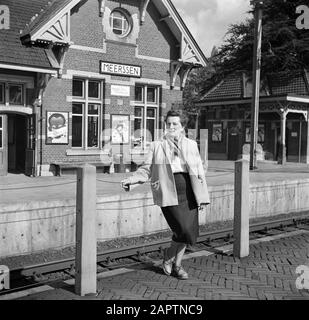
[70,0,104,48]
[39,77,72,165]
[138,1,178,60]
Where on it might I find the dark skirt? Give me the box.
[161,172,198,245]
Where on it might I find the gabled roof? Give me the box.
[199,70,309,103]
[1,0,207,71]
[0,0,53,70]
[268,70,309,96]
[20,0,81,46]
[20,0,72,40]
[19,0,207,67]
[154,0,207,66]
[203,73,244,100]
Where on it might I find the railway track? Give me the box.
[1,214,309,297]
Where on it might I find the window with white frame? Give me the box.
[9,84,23,105]
[134,85,159,148]
[109,9,131,37]
[0,82,24,105]
[72,79,102,148]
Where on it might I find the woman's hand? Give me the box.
[198,202,208,211]
[121,178,132,191]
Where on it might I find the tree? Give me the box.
[215,0,309,81]
[182,46,219,113]
[183,0,309,112]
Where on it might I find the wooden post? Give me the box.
[306,120,309,164]
[200,129,208,170]
[233,159,250,258]
[75,164,97,296]
[298,121,302,163]
[250,0,263,170]
[278,111,287,165]
[119,142,125,173]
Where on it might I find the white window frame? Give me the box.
[110,9,131,38]
[72,78,103,149]
[8,83,24,105]
[0,81,25,106]
[72,102,84,148]
[134,84,159,149]
[0,82,4,104]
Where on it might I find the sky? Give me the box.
[173,0,252,58]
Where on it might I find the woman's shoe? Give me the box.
[173,265,188,280]
[162,249,173,276]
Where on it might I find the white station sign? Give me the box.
[111,85,130,97]
[100,61,141,78]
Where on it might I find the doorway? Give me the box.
[8,114,27,173]
[228,123,240,161]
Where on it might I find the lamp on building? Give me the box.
[250,0,263,170]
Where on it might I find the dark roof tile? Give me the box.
[201,70,309,102]
[268,71,309,96]
[21,0,73,38]
[202,74,243,100]
[0,0,54,69]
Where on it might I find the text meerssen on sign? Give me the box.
[100,61,141,78]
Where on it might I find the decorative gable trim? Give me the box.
[140,0,151,25]
[158,0,207,67]
[303,69,309,94]
[98,0,106,17]
[32,11,71,44]
[181,36,200,64]
[21,0,81,45]
[170,61,195,90]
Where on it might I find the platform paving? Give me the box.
[3,229,308,301]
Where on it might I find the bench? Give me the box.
[51,161,112,176]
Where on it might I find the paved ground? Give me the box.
[1,160,309,204]
[3,229,309,300]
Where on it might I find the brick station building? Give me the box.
[0,0,207,176]
[196,70,309,163]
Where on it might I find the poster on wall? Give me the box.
[212,123,222,142]
[46,111,69,144]
[245,124,265,143]
[111,114,130,144]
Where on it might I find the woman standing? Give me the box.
[121,110,209,280]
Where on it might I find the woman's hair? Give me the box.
[165,110,188,128]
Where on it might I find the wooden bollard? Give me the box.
[233,159,249,258]
[75,164,97,296]
[199,129,208,171]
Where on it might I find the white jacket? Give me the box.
[131,135,210,207]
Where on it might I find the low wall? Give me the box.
[1,178,309,258]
